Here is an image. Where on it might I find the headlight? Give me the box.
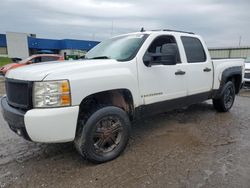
[33,80,71,108]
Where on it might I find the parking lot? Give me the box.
[0,77,250,188]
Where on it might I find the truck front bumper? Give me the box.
[1,97,79,143]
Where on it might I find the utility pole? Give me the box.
[111,20,114,37]
[239,36,242,47]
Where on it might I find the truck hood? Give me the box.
[6,59,119,81]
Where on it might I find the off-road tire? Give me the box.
[74,106,131,163]
[213,81,235,112]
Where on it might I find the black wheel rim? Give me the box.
[93,116,123,154]
[224,85,234,109]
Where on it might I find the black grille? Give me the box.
[5,79,32,109]
[245,73,250,79]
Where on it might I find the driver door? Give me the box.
[137,35,188,109]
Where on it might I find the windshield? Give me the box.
[85,34,148,61]
[18,56,33,64]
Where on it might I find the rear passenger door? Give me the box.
[181,36,213,95]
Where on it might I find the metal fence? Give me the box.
[209,47,250,59]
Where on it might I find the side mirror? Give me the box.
[143,53,153,66]
[143,53,177,66]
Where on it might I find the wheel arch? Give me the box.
[75,88,135,140]
[213,66,242,98]
[77,88,134,121]
[221,66,242,94]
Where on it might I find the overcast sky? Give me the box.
[0,0,249,47]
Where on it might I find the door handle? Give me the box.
[203,67,211,72]
[175,70,186,75]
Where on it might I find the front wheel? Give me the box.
[213,81,235,112]
[74,106,131,163]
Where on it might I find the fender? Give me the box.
[212,66,242,99]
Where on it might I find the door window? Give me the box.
[31,57,42,63]
[181,36,206,63]
[143,35,181,66]
[41,56,58,62]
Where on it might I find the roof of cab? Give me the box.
[116,29,196,37]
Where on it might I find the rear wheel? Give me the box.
[213,81,235,112]
[74,106,131,163]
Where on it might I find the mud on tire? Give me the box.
[74,106,131,163]
[213,81,235,112]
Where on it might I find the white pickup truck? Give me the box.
[1,30,245,163]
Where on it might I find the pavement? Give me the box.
[0,82,250,187]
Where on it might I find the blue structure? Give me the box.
[28,37,99,51]
[0,34,7,47]
[0,33,99,51]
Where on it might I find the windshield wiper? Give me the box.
[89,56,110,59]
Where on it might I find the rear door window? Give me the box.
[181,36,206,63]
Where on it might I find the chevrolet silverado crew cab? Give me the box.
[1,29,245,163]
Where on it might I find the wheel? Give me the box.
[74,106,131,163]
[213,81,235,112]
